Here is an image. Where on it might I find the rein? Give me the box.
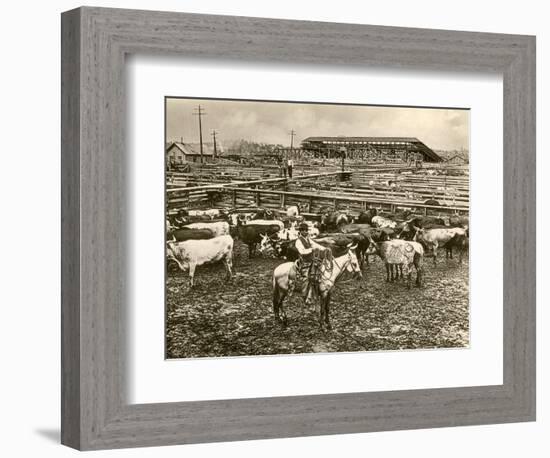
[318,252,355,286]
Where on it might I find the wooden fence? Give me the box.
[167,185,468,217]
[166,172,347,213]
[165,162,450,187]
[166,169,469,216]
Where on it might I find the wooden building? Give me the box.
[301,136,443,163]
[166,142,216,165]
[446,153,469,165]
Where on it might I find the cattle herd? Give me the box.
[166,204,470,329]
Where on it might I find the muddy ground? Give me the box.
[166,241,469,359]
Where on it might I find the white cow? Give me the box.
[372,215,397,229]
[166,219,173,232]
[414,227,468,264]
[308,225,320,238]
[188,209,222,219]
[183,221,230,237]
[166,235,234,287]
[277,222,299,241]
[286,205,300,218]
[303,220,320,238]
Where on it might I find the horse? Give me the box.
[271,244,362,330]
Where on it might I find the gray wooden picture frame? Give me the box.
[61,6,536,451]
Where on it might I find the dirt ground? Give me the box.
[166,241,469,359]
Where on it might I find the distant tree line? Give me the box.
[226,139,285,157]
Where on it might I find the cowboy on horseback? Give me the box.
[288,222,328,304]
[271,227,362,329]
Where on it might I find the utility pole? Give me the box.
[211,129,218,160]
[192,105,207,163]
[289,130,296,160]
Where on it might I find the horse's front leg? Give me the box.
[304,284,317,312]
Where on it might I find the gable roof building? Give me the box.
[166,141,224,164]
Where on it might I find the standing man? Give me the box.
[287,156,293,178]
[277,155,284,177]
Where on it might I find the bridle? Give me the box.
[318,250,358,285]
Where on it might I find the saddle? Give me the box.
[295,248,333,285]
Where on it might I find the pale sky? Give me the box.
[166,97,469,151]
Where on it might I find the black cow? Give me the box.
[277,239,300,261]
[355,208,377,224]
[315,233,368,262]
[233,223,281,258]
[320,211,350,232]
[397,216,447,240]
[250,208,274,220]
[341,224,394,266]
[442,232,469,263]
[168,228,215,242]
[445,215,469,229]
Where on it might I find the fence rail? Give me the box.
[167,186,468,216]
[166,169,469,216]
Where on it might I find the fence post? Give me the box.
[232,189,237,207]
[280,193,286,208]
[256,191,261,207]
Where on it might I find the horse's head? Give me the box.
[346,243,362,278]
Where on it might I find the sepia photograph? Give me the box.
[165,97,470,359]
